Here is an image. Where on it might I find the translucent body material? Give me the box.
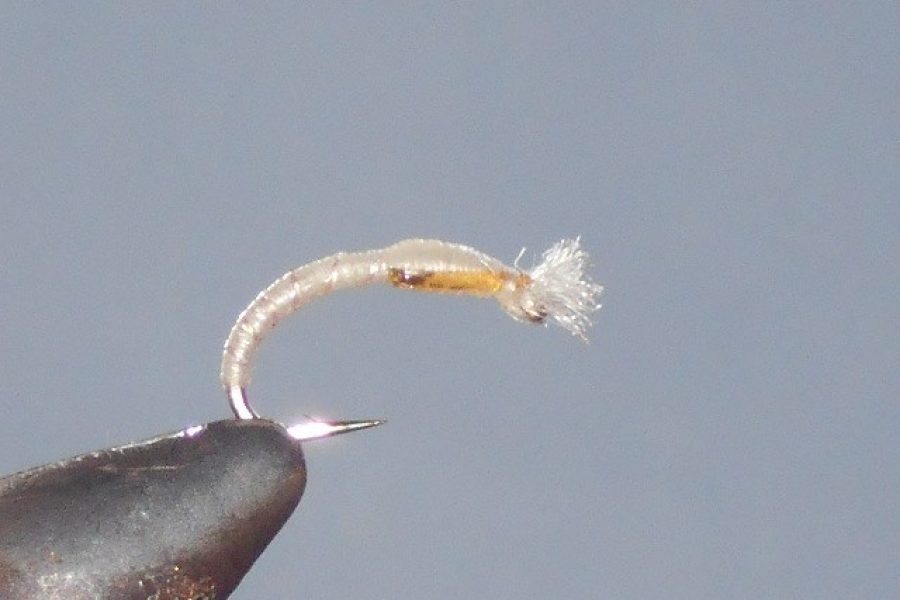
[222,238,603,420]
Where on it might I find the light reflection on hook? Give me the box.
[286,418,385,441]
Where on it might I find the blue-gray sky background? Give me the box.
[1,4,897,598]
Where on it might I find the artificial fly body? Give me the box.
[221,238,604,438]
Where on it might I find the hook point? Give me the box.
[286,418,386,442]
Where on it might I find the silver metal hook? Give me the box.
[227,385,384,441]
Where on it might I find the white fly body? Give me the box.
[221,238,603,420]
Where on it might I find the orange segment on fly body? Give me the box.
[388,267,531,297]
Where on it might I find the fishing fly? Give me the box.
[221,238,603,436]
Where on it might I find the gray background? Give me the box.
[1,4,897,599]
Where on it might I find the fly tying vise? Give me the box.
[221,238,603,439]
